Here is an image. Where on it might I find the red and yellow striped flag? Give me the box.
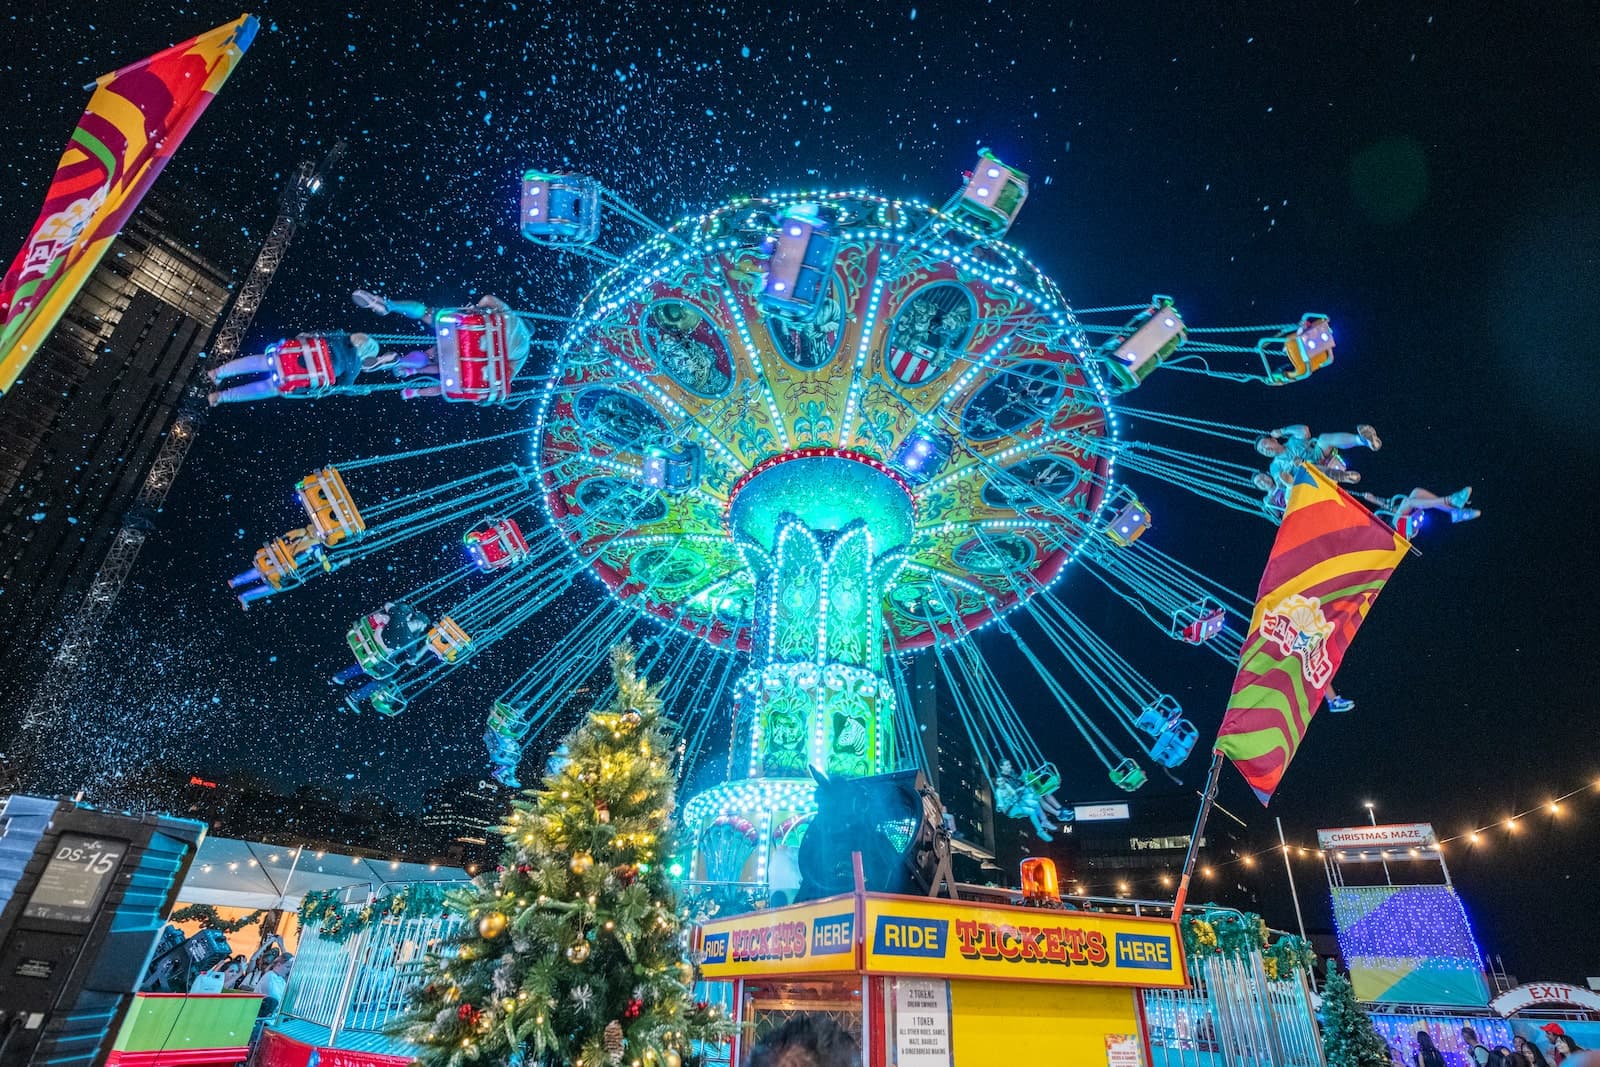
[0,14,257,395]
[1215,463,1409,803]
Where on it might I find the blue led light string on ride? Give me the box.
[332,428,536,471]
[1068,303,1156,316]
[361,465,530,522]
[493,611,639,757]
[351,479,533,560]
[950,637,1051,772]
[395,562,479,610]
[884,653,932,776]
[923,586,1052,776]
[1182,322,1299,335]
[1135,539,1254,617]
[490,608,637,751]
[384,489,659,705]
[965,528,1157,759]
[926,559,1125,774]
[927,638,1008,785]
[635,600,698,674]
[594,188,671,238]
[1113,406,1269,446]
[933,648,1008,785]
[680,653,738,779]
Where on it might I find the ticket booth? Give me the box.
[693,890,1187,1067]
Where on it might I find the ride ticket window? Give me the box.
[738,979,864,1066]
[23,834,128,922]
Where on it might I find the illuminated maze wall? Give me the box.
[1331,885,1490,1007]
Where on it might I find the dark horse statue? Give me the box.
[795,766,950,901]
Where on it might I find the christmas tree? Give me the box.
[1320,959,1390,1067]
[399,644,724,1067]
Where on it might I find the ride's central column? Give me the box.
[725,450,913,781]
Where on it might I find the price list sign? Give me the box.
[893,978,952,1067]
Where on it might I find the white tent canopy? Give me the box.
[175,835,469,911]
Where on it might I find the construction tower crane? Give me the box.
[23,142,346,727]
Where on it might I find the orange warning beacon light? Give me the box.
[1020,857,1061,903]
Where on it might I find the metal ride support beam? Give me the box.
[24,144,346,729]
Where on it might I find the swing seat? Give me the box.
[1104,497,1152,547]
[346,613,401,678]
[1024,763,1061,797]
[521,171,601,243]
[267,335,338,396]
[757,209,839,315]
[1170,598,1227,644]
[296,466,365,546]
[435,308,517,405]
[426,616,472,662]
[1260,315,1335,383]
[1150,719,1199,768]
[486,698,525,738]
[949,148,1029,236]
[1135,695,1183,737]
[370,684,408,717]
[483,711,524,787]
[641,442,701,492]
[253,536,307,591]
[1109,758,1147,792]
[1103,297,1186,392]
[465,518,531,571]
[1391,510,1423,539]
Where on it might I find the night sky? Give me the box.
[2,2,1596,979]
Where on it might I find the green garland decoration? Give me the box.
[297,882,455,943]
[170,903,268,934]
[1180,907,1312,981]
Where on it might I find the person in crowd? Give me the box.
[1517,1033,1553,1067]
[1545,1025,1586,1066]
[1414,1029,1446,1067]
[1461,1026,1493,1067]
[208,332,384,405]
[220,954,247,989]
[1361,487,1480,526]
[247,952,295,1046]
[1255,422,1381,486]
[351,289,531,401]
[747,1014,861,1067]
[252,952,294,1011]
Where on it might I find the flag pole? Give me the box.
[1172,750,1225,916]
[1276,815,1308,941]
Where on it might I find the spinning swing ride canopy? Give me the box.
[535,189,1115,655]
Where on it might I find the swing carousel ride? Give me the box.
[229,152,1366,895]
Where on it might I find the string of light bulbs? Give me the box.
[1051,774,1600,900]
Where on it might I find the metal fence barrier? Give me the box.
[1143,946,1325,1067]
[282,899,467,1048]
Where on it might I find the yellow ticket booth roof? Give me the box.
[694,891,1187,990]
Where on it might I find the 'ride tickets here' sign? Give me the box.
[862,897,1187,988]
[695,897,859,978]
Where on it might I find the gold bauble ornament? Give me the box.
[566,938,592,963]
[622,709,642,726]
[571,851,595,875]
[478,911,508,939]
[665,1051,682,1067]
[676,961,695,984]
